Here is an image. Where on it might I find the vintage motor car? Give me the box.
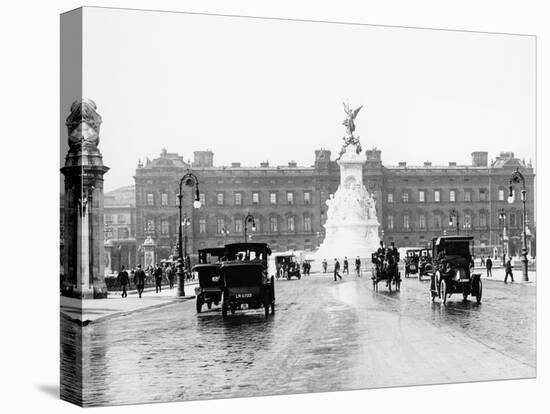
[429,236,482,304]
[417,248,434,281]
[274,254,301,280]
[404,249,421,278]
[220,242,275,318]
[193,247,226,313]
[371,250,401,292]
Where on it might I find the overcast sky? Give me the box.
[77,7,536,192]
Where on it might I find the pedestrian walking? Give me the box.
[333,258,342,281]
[117,265,129,298]
[153,263,163,293]
[167,263,175,289]
[485,257,493,277]
[322,259,328,273]
[117,265,130,298]
[481,256,485,267]
[504,255,514,283]
[133,264,146,298]
[355,256,361,277]
[343,257,349,275]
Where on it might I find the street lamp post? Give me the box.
[177,171,201,296]
[498,208,507,266]
[243,213,256,256]
[221,227,230,245]
[508,168,529,282]
[449,208,459,235]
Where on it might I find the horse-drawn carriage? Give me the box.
[371,250,401,292]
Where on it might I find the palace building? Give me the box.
[130,148,535,262]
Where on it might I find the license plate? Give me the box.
[235,293,252,299]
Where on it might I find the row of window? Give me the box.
[144,216,314,235]
[145,191,313,207]
[105,227,130,239]
[146,188,519,207]
[385,211,520,230]
[386,188,516,203]
[105,214,128,224]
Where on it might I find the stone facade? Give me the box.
[103,185,137,273]
[133,148,535,262]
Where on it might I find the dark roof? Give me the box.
[433,235,474,242]
[220,261,265,269]
[198,248,226,256]
[224,242,272,254]
[192,263,221,271]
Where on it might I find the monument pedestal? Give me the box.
[314,141,380,261]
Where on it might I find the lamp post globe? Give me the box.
[509,168,529,282]
[176,171,201,296]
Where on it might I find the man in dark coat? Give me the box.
[486,257,493,277]
[133,264,146,298]
[355,256,361,277]
[333,258,342,281]
[117,265,129,298]
[504,256,514,283]
[166,263,175,289]
[153,263,163,293]
[343,257,349,275]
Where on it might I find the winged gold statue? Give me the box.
[342,102,362,137]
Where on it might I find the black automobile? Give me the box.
[417,248,433,281]
[219,242,275,318]
[274,254,301,280]
[404,249,421,278]
[429,236,482,304]
[193,247,226,313]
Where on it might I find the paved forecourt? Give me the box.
[63,271,535,406]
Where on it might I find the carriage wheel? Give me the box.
[264,303,270,319]
[440,279,448,304]
[207,301,212,310]
[271,301,275,314]
[476,279,483,304]
[196,297,203,313]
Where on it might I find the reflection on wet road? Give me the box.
[61,274,536,406]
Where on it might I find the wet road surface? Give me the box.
[61,273,536,406]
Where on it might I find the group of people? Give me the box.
[116,262,178,299]
[321,256,363,281]
[481,255,515,283]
